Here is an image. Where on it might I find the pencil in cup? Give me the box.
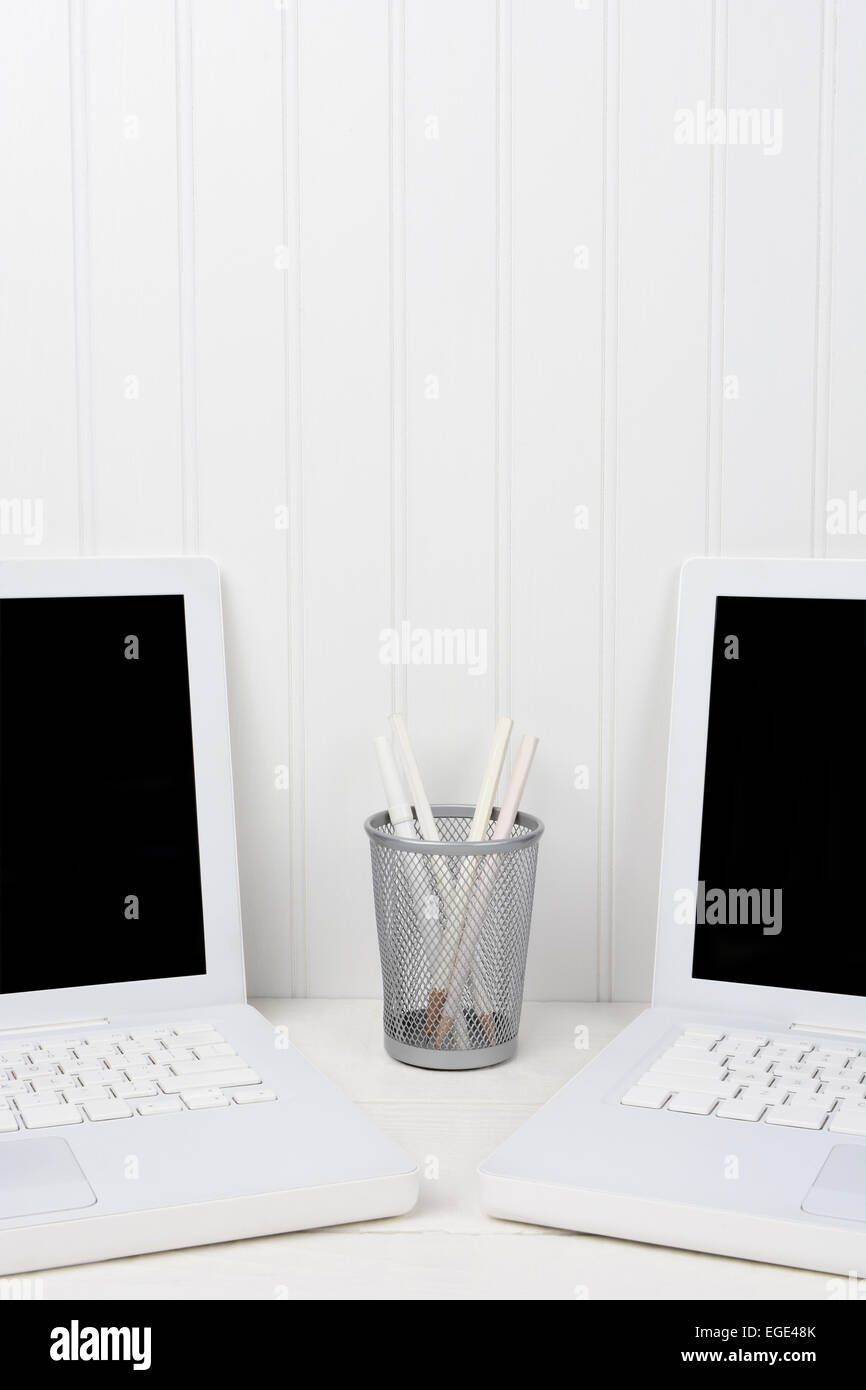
[389,714,471,1042]
[372,737,443,1029]
[434,735,539,1048]
[422,716,512,1041]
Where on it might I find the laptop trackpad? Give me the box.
[803,1145,866,1223]
[0,1139,96,1220]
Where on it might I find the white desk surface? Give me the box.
[32,1001,832,1301]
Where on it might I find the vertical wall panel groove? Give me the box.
[193,0,293,994]
[86,0,183,554]
[389,0,408,721]
[825,0,866,561]
[175,0,198,553]
[597,0,621,1002]
[613,0,713,999]
[403,0,498,820]
[812,0,837,558]
[705,0,728,556]
[68,0,94,554]
[512,0,603,1000]
[1,2,78,558]
[299,0,392,995]
[720,0,821,557]
[494,0,513,737]
[282,0,307,996]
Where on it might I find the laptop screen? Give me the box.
[0,594,206,993]
[693,594,866,997]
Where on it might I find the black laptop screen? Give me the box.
[0,595,206,993]
[693,594,866,997]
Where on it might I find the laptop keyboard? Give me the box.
[0,1022,277,1132]
[621,1027,866,1136]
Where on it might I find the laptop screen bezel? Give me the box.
[653,556,866,1031]
[0,556,245,1029]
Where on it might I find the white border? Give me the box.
[653,556,866,1032]
[0,557,245,1027]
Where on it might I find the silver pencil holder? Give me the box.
[364,804,543,1070]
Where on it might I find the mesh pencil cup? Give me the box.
[365,804,543,1070]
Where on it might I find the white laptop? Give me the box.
[0,557,417,1276]
[480,557,866,1276]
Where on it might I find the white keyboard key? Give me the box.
[73,1042,119,1058]
[726,1067,771,1085]
[170,1054,240,1076]
[65,1068,109,1087]
[181,1088,229,1110]
[21,1103,82,1129]
[151,1049,193,1066]
[31,1076,72,1093]
[60,1086,110,1104]
[232,1088,278,1105]
[129,1028,172,1042]
[160,1067,261,1094]
[82,1098,133,1122]
[781,1078,821,1096]
[726,1033,768,1046]
[125,1064,171,1082]
[765,1105,826,1130]
[172,1021,215,1035]
[795,1093,835,1111]
[813,1051,856,1069]
[111,1081,159,1100]
[621,1085,670,1109]
[643,1071,740,1098]
[772,1063,816,1079]
[828,1109,866,1137]
[193,1043,235,1059]
[16,1092,67,1110]
[667,1092,716,1115]
[736,1086,777,1104]
[728,1055,772,1071]
[0,1110,19,1132]
[820,1069,865,1088]
[715,1096,768,1122]
[137,1096,183,1116]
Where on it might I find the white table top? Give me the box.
[32,1001,831,1300]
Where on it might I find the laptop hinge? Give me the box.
[792,1022,866,1039]
[0,1017,109,1038]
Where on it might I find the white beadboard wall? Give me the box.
[1,0,865,1000]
